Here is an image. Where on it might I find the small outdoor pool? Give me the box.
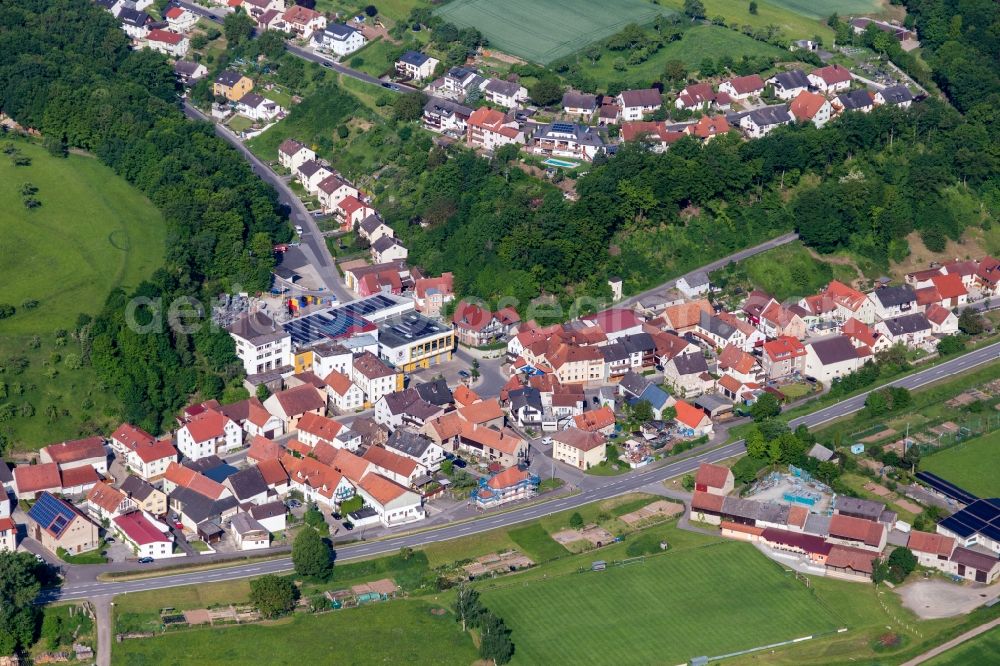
[542,158,579,168]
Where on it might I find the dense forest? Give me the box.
[0,0,287,434]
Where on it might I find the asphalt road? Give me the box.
[44,339,999,601]
[182,102,352,303]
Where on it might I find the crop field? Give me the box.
[767,0,882,20]
[435,0,675,64]
[659,0,840,42]
[926,628,1000,665]
[922,430,1000,498]
[482,541,840,664]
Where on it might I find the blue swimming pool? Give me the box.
[542,158,579,168]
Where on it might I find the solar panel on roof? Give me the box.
[29,493,76,536]
[939,516,974,538]
[982,524,1000,543]
[551,122,576,133]
[915,471,979,505]
[966,500,1000,522]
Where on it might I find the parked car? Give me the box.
[137,557,155,564]
[174,521,184,530]
[332,512,342,520]
[541,436,552,445]
[287,499,302,509]
[458,370,470,378]
[106,536,116,544]
[294,225,303,235]
[380,82,392,88]
[342,521,354,531]
[452,457,467,469]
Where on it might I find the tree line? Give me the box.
[0,0,289,435]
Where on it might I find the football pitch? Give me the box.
[482,541,841,664]
[434,0,675,64]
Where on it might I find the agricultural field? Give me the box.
[435,0,674,64]
[0,139,165,448]
[580,24,790,92]
[659,0,840,42]
[922,430,1000,498]
[112,600,476,665]
[767,0,883,20]
[482,541,841,665]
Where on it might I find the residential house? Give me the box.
[325,371,366,412]
[454,423,527,467]
[875,313,933,348]
[59,466,99,497]
[173,60,208,84]
[218,398,284,441]
[687,115,731,141]
[395,51,438,81]
[236,93,283,122]
[281,454,355,509]
[976,257,1000,295]
[119,7,152,40]
[808,64,852,93]
[177,409,243,461]
[531,122,604,162]
[674,400,713,437]
[371,236,408,264]
[572,406,616,436]
[213,70,253,101]
[0,517,16,553]
[717,344,762,384]
[296,160,335,194]
[373,389,442,430]
[925,304,959,336]
[789,90,832,127]
[620,121,684,152]
[824,280,876,323]
[249,501,287,533]
[481,78,527,109]
[551,428,607,470]
[941,259,979,289]
[767,69,810,100]
[833,89,875,113]
[717,312,766,352]
[40,437,108,475]
[227,511,269,550]
[841,318,890,354]
[120,476,168,516]
[255,7,286,31]
[660,300,713,334]
[674,83,715,111]
[440,66,483,97]
[422,99,473,134]
[562,91,598,116]
[164,5,198,30]
[929,273,968,308]
[617,88,662,121]
[223,466,269,505]
[598,100,620,125]
[278,139,315,172]
[740,105,793,138]
[907,530,955,570]
[317,174,360,213]
[263,384,327,431]
[354,473,425,526]
[352,351,402,407]
[828,514,887,552]
[111,423,176,481]
[145,29,189,58]
[282,4,326,38]
[804,336,863,385]
[694,462,734,495]
[114,511,174,559]
[452,301,505,346]
[413,272,455,317]
[86,482,136,522]
[162,462,231,500]
[227,311,292,376]
[27,492,99,555]
[168,486,239,535]
[336,196,376,230]
[362,446,425,487]
[385,429,445,473]
[719,74,765,100]
[869,285,918,320]
[312,22,366,55]
[695,311,748,351]
[759,300,808,339]
[358,215,393,244]
[583,307,643,341]
[472,466,539,509]
[467,107,524,151]
[676,272,710,298]
[761,336,807,379]
[874,85,913,109]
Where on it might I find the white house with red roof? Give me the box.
[0,518,16,553]
[111,423,178,481]
[145,29,189,58]
[40,437,108,475]
[466,107,524,151]
[719,74,765,100]
[674,83,715,111]
[694,462,733,495]
[164,5,198,31]
[296,412,344,448]
[316,174,359,213]
[86,482,136,522]
[807,65,853,93]
[414,272,454,317]
[113,510,176,559]
[925,304,959,335]
[472,466,539,509]
[282,4,326,38]
[761,336,807,379]
[674,401,713,437]
[355,473,425,526]
[581,308,642,341]
[789,90,833,128]
[177,409,243,461]
[335,195,375,230]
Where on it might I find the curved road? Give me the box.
[44,339,999,601]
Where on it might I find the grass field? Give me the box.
[0,140,165,448]
[922,430,1000,498]
[660,0,838,43]
[112,600,476,665]
[435,0,674,64]
[926,627,1000,665]
[711,240,858,301]
[482,541,841,665]
[581,24,790,91]
[767,0,882,20]
[507,523,569,562]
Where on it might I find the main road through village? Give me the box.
[46,340,1000,602]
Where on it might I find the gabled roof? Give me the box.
[358,473,413,506]
[825,280,867,311]
[14,463,62,493]
[925,304,954,325]
[27,492,88,539]
[837,89,874,110]
[695,462,731,490]
[871,284,916,308]
[562,91,597,109]
[121,475,159,502]
[689,115,730,139]
[231,511,268,537]
[398,50,431,66]
[487,466,531,490]
[671,352,708,376]
[723,74,765,95]
[770,69,809,90]
[164,462,227,500]
[148,28,185,45]
[618,88,662,108]
[841,318,877,348]
[718,344,757,374]
[809,335,859,365]
[256,459,288,486]
[930,273,967,299]
[183,409,233,443]
[226,466,268,500]
[763,336,806,361]
[674,400,708,429]
[582,308,641,335]
[878,85,913,105]
[907,530,954,557]
[550,427,605,452]
[214,69,245,87]
[662,300,712,330]
[283,4,322,23]
[789,90,829,120]
[362,446,419,478]
[86,482,128,514]
[457,398,504,425]
[297,412,343,443]
[811,64,852,85]
[272,384,326,417]
[829,514,884,547]
[42,437,106,464]
[745,105,792,126]
[60,465,99,489]
[880,313,932,336]
[114,511,170,545]
[353,351,396,380]
[826,545,877,574]
[278,138,307,156]
[572,406,615,432]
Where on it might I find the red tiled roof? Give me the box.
[841,318,877,347]
[487,466,530,490]
[164,462,226,500]
[453,385,480,407]
[826,545,877,574]
[358,473,411,506]
[148,29,185,45]
[457,399,503,425]
[812,64,852,85]
[550,427,606,452]
[907,530,954,557]
[662,300,712,330]
[42,437,105,464]
[297,412,343,442]
[824,280,867,311]
[674,400,707,430]
[246,436,282,463]
[829,514,884,547]
[60,465,99,488]
[930,273,967,299]
[724,74,764,95]
[452,301,494,332]
[283,4,321,23]
[183,409,231,443]
[273,384,326,416]
[689,115,730,139]
[583,308,641,335]
[87,482,128,514]
[363,446,418,478]
[718,344,756,374]
[13,463,61,493]
[573,406,615,432]
[691,490,725,512]
[164,6,184,18]
[694,462,731,490]
[925,304,953,325]
[114,511,170,546]
[915,286,942,306]
[256,459,288,486]
[763,336,806,361]
[338,196,368,216]
[458,423,525,456]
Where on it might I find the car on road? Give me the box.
[342,521,354,531]
[541,436,552,445]
[380,82,392,88]
[106,536,116,544]
[295,225,303,235]
[137,557,155,564]
[174,521,184,530]
[35,554,45,563]
[458,370,470,378]
[322,62,333,68]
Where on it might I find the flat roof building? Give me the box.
[378,312,454,372]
